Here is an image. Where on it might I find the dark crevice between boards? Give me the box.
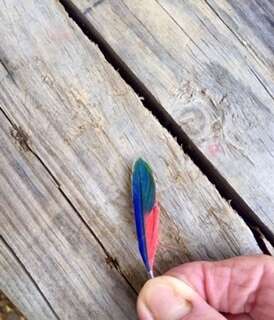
[59,0,274,253]
[0,107,137,296]
[0,235,61,320]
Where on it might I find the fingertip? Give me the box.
[137,276,193,320]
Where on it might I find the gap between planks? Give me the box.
[58,0,274,249]
[0,106,138,296]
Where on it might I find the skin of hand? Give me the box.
[137,255,274,320]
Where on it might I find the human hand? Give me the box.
[137,255,274,319]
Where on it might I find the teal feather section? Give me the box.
[134,158,155,213]
[132,158,158,275]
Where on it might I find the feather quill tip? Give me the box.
[131,158,160,278]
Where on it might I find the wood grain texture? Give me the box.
[206,0,274,85]
[0,113,137,319]
[0,238,56,320]
[0,0,262,317]
[74,0,274,232]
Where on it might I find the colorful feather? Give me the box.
[132,158,160,278]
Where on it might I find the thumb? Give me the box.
[137,276,226,320]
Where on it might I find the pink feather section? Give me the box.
[144,203,160,269]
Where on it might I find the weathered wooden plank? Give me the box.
[0,114,136,319]
[73,0,274,233]
[0,0,261,312]
[0,237,57,320]
[206,0,274,86]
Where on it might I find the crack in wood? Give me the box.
[105,256,120,270]
[203,0,268,68]
[0,58,12,77]
[0,57,17,85]
[247,64,274,102]
[155,0,209,59]
[203,0,274,105]
[10,125,30,152]
[58,0,274,251]
[0,105,138,296]
[0,235,61,320]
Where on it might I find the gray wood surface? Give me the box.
[206,0,274,85]
[0,237,57,320]
[74,0,274,233]
[0,0,262,318]
[0,113,136,319]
